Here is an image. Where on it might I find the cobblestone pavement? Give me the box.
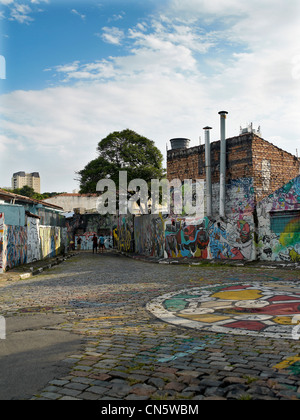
[1,252,300,400]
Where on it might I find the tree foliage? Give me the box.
[78,129,164,193]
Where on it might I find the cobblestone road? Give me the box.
[1,252,300,400]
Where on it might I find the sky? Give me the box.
[0,0,300,193]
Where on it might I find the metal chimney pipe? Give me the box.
[219,111,228,218]
[204,126,212,217]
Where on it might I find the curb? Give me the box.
[113,250,300,270]
[0,253,79,283]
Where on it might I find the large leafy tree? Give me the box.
[78,129,164,193]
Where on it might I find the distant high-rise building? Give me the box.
[12,172,41,194]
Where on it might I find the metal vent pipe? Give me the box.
[204,126,212,217]
[219,111,228,218]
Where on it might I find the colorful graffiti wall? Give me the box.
[27,217,41,263]
[257,176,300,262]
[131,178,257,261]
[113,215,134,252]
[39,226,62,259]
[164,215,254,260]
[0,213,4,273]
[75,233,113,250]
[134,215,165,258]
[5,225,27,270]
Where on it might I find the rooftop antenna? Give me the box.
[199,136,201,145]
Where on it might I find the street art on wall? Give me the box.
[75,233,113,250]
[226,178,255,217]
[164,215,254,260]
[27,217,41,263]
[40,226,62,259]
[165,217,211,259]
[257,176,300,262]
[113,215,134,252]
[162,178,256,260]
[0,213,4,273]
[134,214,165,258]
[209,216,254,260]
[5,225,27,270]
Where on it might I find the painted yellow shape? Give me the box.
[273,316,294,325]
[178,314,231,323]
[274,356,300,371]
[212,289,262,301]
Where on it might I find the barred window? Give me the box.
[270,210,300,234]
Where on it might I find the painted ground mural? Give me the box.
[147,282,300,339]
[257,176,300,262]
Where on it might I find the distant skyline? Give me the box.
[0,0,300,192]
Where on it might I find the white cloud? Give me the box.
[0,0,49,23]
[71,8,86,21]
[9,4,33,24]
[100,26,125,45]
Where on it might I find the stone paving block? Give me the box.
[2,253,300,401]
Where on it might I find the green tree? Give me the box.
[14,186,36,198]
[78,129,164,193]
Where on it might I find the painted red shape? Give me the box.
[268,295,300,302]
[223,320,266,331]
[221,285,251,291]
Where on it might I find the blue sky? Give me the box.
[0,0,300,192]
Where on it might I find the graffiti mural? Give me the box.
[134,215,165,258]
[165,217,211,259]
[27,217,41,263]
[5,225,27,270]
[226,178,255,217]
[113,215,134,252]
[0,213,4,273]
[164,215,254,260]
[40,226,62,259]
[75,233,113,250]
[257,176,300,262]
[209,216,254,260]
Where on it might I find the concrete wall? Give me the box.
[0,204,25,226]
[44,194,98,212]
[0,205,68,272]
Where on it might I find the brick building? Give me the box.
[167,131,300,205]
[162,117,300,262]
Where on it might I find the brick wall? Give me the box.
[252,135,300,202]
[167,134,254,184]
[167,133,300,206]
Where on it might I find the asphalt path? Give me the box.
[0,314,82,400]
